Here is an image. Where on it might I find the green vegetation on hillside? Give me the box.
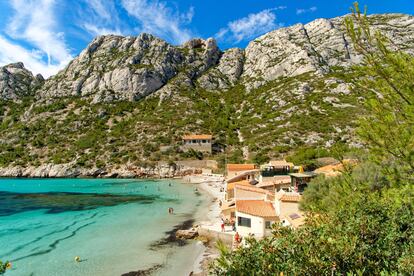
[211,4,414,275]
[0,69,361,169]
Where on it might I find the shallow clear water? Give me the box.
[0,178,206,276]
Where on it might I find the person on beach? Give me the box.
[221,222,225,232]
[234,232,241,244]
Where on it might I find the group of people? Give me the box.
[221,218,236,232]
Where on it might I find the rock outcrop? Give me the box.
[1,14,413,102]
[0,163,201,178]
[37,34,222,102]
[176,227,199,239]
[241,14,414,89]
[0,62,43,100]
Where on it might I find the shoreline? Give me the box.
[0,173,223,275]
[182,174,226,275]
[0,163,203,179]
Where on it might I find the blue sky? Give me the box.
[0,0,412,78]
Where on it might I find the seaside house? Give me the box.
[275,190,305,229]
[260,160,293,178]
[275,191,301,217]
[314,159,357,177]
[256,175,292,193]
[234,184,274,202]
[235,200,278,238]
[257,160,296,193]
[283,212,306,229]
[221,201,236,220]
[224,168,260,200]
[289,172,317,193]
[226,163,258,179]
[314,163,344,177]
[225,180,253,201]
[223,183,273,220]
[182,134,213,153]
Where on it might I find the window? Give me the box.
[202,140,206,143]
[265,221,272,229]
[238,216,251,227]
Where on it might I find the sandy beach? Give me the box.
[181,174,230,275]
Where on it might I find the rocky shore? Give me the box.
[0,163,201,178]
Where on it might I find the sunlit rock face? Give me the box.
[0,62,43,100]
[1,14,413,102]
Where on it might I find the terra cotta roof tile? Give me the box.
[236,200,277,218]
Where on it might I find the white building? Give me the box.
[235,200,278,238]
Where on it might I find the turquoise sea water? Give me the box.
[0,178,206,276]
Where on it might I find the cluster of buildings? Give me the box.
[220,160,316,238]
[181,134,349,239]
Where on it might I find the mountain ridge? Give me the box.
[0,13,413,171]
[2,13,413,102]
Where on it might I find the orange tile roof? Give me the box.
[236,200,277,218]
[269,160,292,168]
[235,184,274,196]
[226,169,260,183]
[227,180,252,190]
[314,159,358,177]
[278,192,302,202]
[182,134,212,140]
[227,164,257,172]
[314,163,343,176]
[257,176,291,188]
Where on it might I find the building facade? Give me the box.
[235,200,278,238]
[182,134,213,153]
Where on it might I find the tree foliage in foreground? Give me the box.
[211,3,414,275]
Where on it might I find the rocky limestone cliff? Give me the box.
[1,13,413,102]
[0,62,43,101]
[241,14,414,89]
[37,34,222,103]
[0,162,201,178]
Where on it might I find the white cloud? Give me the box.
[79,0,125,37]
[82,24,123,37]
[296,6,317,15]
[3,0,73,77]
[121,0,194,44]
[216,9,283,43]
[0,35,63,77]
[86,0,115,21]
